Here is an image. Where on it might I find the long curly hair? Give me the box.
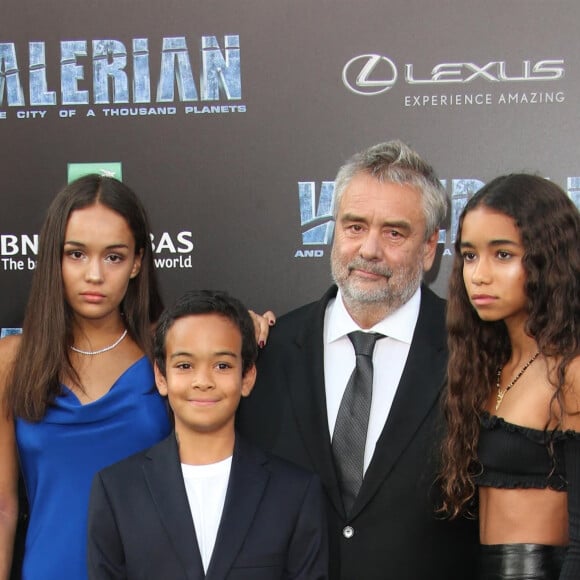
[439,173,580,518]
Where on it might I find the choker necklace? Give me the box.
[71,329,128,356]
[495,351,540,411]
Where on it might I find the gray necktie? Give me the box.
[332,331,384,515]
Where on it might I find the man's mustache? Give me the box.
[347,258,392,279]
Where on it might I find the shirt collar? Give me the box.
[325,286,421,345]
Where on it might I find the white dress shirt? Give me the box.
[324,287,421,472]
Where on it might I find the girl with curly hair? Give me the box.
[439,173,580,579]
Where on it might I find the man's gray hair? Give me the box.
[333,140,448,239]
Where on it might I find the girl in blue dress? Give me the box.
[0,175,172,580]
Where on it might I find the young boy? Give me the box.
[87,290,328,580]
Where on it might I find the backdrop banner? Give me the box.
[1,0,579,330]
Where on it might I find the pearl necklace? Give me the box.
[70,329,128,356]
[495,351,540,411]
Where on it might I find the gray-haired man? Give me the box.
[238,140,478,580]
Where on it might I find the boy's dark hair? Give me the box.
[154,290,258,377]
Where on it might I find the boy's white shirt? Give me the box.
[181,456,233,572]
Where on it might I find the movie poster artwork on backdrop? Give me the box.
[0,35,244,121]
[291,177,580,262]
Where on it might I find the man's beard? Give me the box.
[331,251,423,313]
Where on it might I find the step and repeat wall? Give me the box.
[1,0,579,331]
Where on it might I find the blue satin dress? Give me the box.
[16,356,171,580]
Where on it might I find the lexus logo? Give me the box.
[342,54,398,95]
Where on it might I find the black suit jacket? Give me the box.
[87,433,328,580]
[238,285,478,580]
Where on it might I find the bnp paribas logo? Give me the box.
[294,181,335,259]
[67,162,123,183]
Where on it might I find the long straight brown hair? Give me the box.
[6,175,164,421]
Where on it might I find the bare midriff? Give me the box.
[479,486,568,546]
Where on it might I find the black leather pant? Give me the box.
[479,544,567,579]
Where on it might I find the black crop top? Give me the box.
[475,412,578,490]
[475,411,580,579]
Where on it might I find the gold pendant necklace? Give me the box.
[495,351,540,411]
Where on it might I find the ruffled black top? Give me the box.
[475,412,580,577]
[475,411,580,490]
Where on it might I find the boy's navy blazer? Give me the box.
[87,432,328,580]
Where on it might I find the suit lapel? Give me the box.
[279,286,446,520]
[351,288,447,517]
[286,287,345,514]
[142,434,205,579]
[205,436,269,580]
